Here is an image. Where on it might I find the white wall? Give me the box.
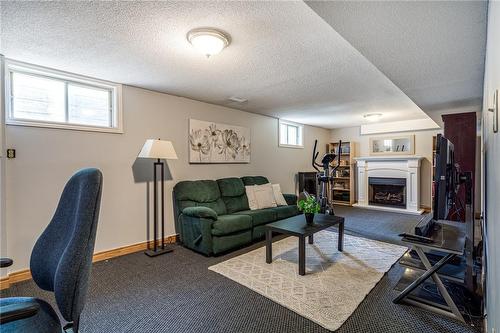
[0,55,7,279]
[360,118,439,135]
[3,85,330,273]
[330,126,442,208]
[483,1,500,331]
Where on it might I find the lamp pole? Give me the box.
[138,138,177,257]
[145,157,172,257]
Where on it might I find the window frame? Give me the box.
[4,60,123,133]
[278,119,304,148]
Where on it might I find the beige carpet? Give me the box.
[209,230,407,331]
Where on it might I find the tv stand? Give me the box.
[393,172,481,323]
[393,161,482,322]
[393,220,467,322]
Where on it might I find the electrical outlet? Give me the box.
[6,149,15,159]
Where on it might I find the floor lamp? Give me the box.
[138,139,178,257]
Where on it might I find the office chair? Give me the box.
[0,168,103,333]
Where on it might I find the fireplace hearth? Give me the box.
[368,177,406,208]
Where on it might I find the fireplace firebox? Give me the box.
[368,177,406,208]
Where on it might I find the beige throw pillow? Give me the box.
[245,185,259,210]
[253,183,277,209]
[272,184,288,206]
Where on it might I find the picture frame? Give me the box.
[369,135,415,155]
[188,119,251,164]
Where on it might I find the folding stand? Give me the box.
[394,171,479,322]
[393,224,466,323]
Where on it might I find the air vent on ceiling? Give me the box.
[227,96,248,104]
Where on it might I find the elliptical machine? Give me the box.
[311,139,342,215]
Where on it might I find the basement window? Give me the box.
[279,120,304,148]
[5,60,123,133]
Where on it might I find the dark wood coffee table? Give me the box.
[265,214,344,275]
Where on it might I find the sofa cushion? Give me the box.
[212,214,252,236]
[253,183,277,209]
[174,180,227,216]
[235,209,277,227]
[272,184,288,206]
[223,196,250,214]
[175,180,221,202]
[241,176,269,186]
[217,178,245,196]
[217,177,250,213]
[245,186,258,210]
[283,193,298,206]
[271,205,299,220]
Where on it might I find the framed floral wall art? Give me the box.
[189,119,251,163]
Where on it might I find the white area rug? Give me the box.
[209,231,407,331]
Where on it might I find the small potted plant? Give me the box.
[297,196,321,225]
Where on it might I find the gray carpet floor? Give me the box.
[335,205,421,245]
[1,207,481,333]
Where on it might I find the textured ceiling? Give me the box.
[306,0,488,114]
[2,1,438,128]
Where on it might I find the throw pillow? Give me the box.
[245,185,259,210]
[253,183,277,209]
[272,184,288,206]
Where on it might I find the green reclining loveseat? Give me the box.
[173,176,298,255]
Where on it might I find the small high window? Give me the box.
[279,120,304,148]
[5,61,122,133]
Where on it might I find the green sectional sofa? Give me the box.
[173,176,299,255]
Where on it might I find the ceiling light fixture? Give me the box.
[363,113,383,121]
[187,28,231,58]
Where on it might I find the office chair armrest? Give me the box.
[0,258,13,268]
[0,302,40,324]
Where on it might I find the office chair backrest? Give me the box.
[30,168,103,324]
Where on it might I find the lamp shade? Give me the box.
[138,139,178,160]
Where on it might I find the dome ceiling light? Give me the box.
[187,28,231,58]
[363,113,383,121]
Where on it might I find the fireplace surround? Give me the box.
[354,156,424,215]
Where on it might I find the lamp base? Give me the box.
[144,247,174,257]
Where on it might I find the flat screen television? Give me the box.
[433,134,458,220]
[431,134,480,296]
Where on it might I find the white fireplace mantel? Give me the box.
[353,156,424,215]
